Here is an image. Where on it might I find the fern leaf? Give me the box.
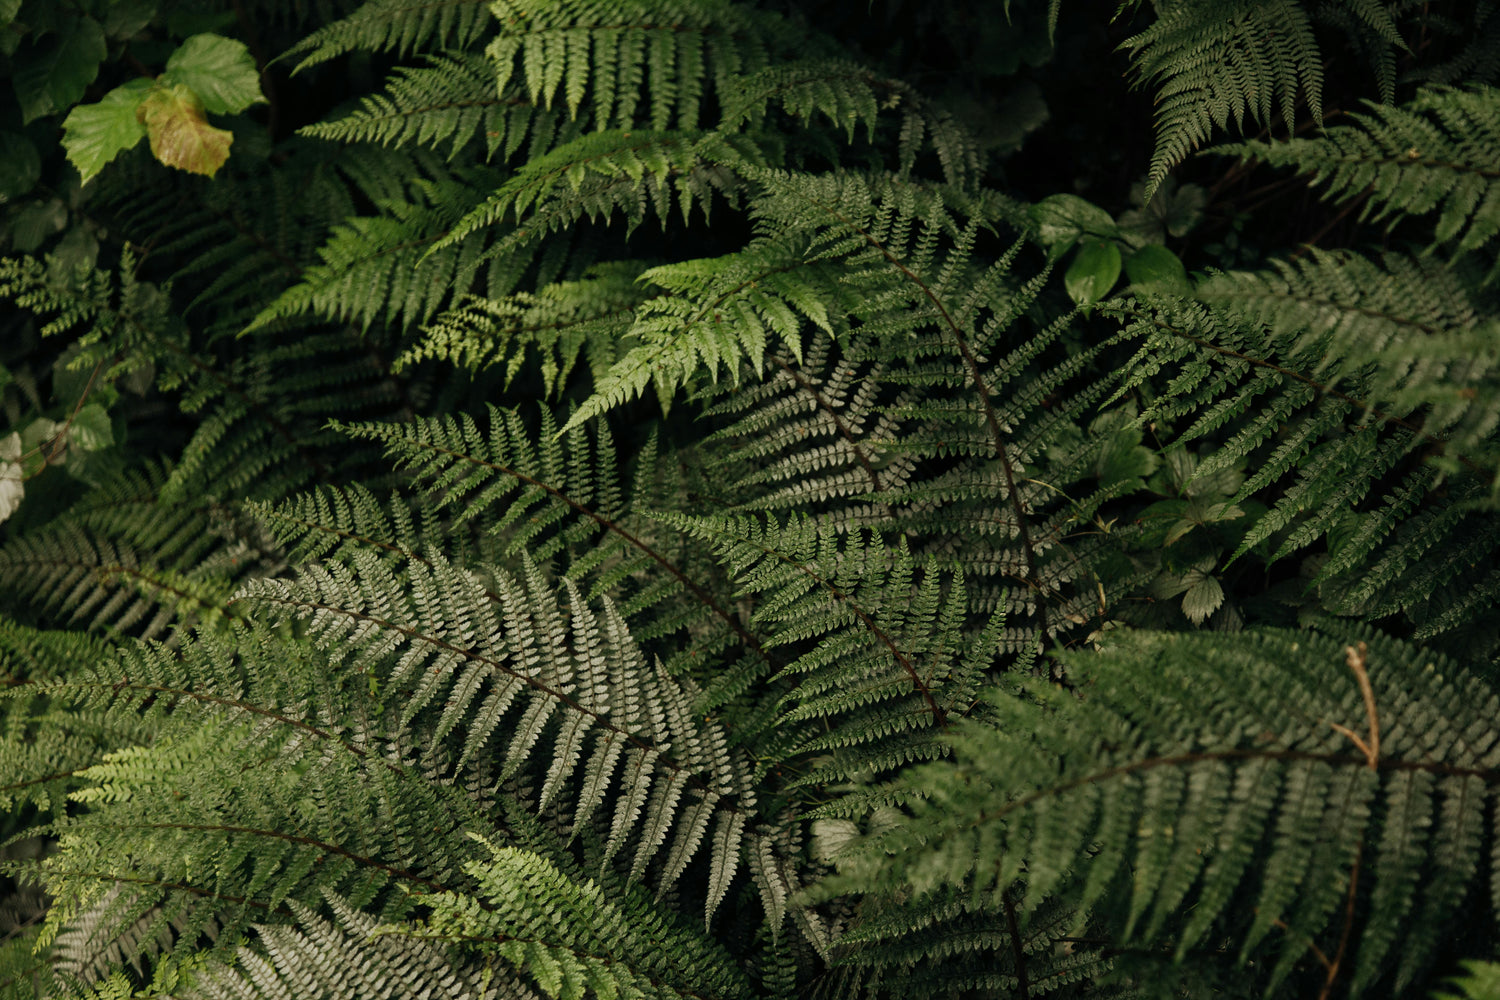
[1217,84,1500,255]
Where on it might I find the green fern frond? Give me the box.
[564,233,845,428]
[1217,85,1500,255]
[245,152,529,335]
[390,837,753,999]
[1123,0,1325,194]
[487,0,787,129]
[0,464,251,638]
[1193,250,1500,468]
[188,893,492,1000]
[433,129,759,256]
[720,59,980,183]
[829,629,1500,997]
[300,53,584,163]
[235,549,755,911]
[285,0,493,72]
[400,260,653,394]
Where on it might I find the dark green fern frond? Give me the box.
[236,550,755,915]
[0,464,252,639]
[1217,85,1500,256]
[829,629,1500,997]
[697,338,922,529]
[284,0,493,72]
[244,151,528,336]
[1123,0,1326,193]
[720,59,981,184]
[9,623,500,970]
[825,888,1114,999]
[656,511,991,789]
[299,53,584,164]
[327,404,769,658]
[1193,250,1500,475]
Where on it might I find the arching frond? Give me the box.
[1217,85,1500,256]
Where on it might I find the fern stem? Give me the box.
[1318,841,1365,1000]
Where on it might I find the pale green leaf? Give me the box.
[1065,239,1121,307]
[161,33,265,114]
[61,78,153,186]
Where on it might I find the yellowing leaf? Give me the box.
[138,83,233,178]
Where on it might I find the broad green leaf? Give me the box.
[140,83,234,178]
[61,78,153,185]
[68,404,114,453]
[12,17,107,122]
[0,131,40,200]
[161,33,264,114]
[1124,243,1190,292]
[0,0,21,27]
[1064,239,1121,306]
[1030,193,1117,259]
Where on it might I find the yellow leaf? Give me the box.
[137,83,232,178]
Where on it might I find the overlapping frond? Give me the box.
[390,837,753,998]
[188,893,496,1000]
[235,549,755,916]
[285,0,493,72]
[829,629,1500,996]
[1218,85,1500,256]
[486,0,790,129]
[1123,0,1325,193]
[400,261,652,394]
[300,54,583,163]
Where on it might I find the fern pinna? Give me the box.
[1,0,1499,998]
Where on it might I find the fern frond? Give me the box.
[285,0,493,72]
[829,629,1500,996]
[245,151,529,336]
[1123,0,1325,194]
[390,837,753,999]
[487,0,786,129]
[1193,250,1500,469]
[188,893,494,1000]
[400,260,653,394]
[300,53,583,163]
[721,59,980,184]
[432,129,758,256]
[1217,84,1500,255]
[235,549,754,912]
